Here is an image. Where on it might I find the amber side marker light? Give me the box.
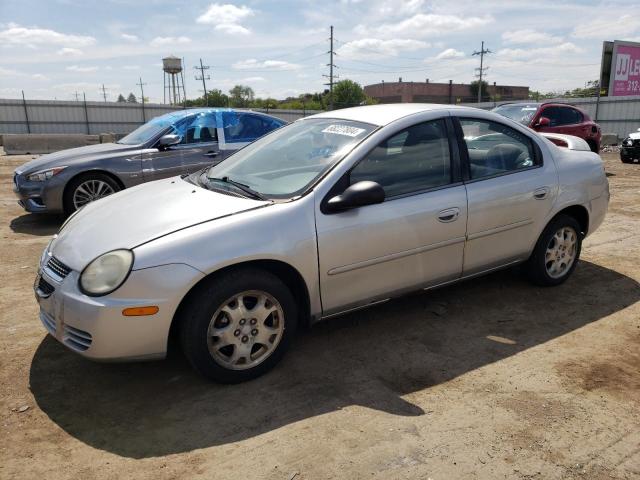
[122,306,159,316]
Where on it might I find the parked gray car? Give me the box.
[13,108,286,214]
[34,104,609,383]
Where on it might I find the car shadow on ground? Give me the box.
[10,214,64,236]
[29,260,639,459]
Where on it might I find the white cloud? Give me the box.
[572,14,639,39]
[0,23,95,47]
[0,67,19,76]
[242,76,266,82]
[496,42,584,62]
[502,29,562,45]
[122,65,140,70]
[435,48,464,60]
[66,65,99,73]
[355,13,493,39]
[337,38,428,59]
[149,36,191,47]
[120,33,139,42]
[32,73,48,80]
[232,59,301,71]
[197,3,254,35]
[57,47,83,56]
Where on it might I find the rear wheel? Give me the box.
[180,268,297,383]
[64,173,121,215]
[524,214,582,286]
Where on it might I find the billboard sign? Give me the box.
[608,40,640,96]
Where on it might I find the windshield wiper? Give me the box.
[207,176,267,201]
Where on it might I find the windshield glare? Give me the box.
[204,118,375,199]
[492,104,539,125]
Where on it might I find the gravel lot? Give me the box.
[0,152,638,480]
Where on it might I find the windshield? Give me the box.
[203,118,376,199]
[117,114,180,145]
[492,104,539,125]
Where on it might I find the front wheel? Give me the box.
[180,268,298,383]
[524,214,582,286]
[64,173,121,215]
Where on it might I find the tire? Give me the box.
[587,140,599,153]
[180,268,298,383]
[63,172,121,215]
[524,214,583,287]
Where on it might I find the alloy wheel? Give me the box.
[207,290,285,370]
[73,180,116,209]
[545,226,578,279]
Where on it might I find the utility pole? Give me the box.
[100,84,108,102]
[323,25,338,110]
[136,77,147,122]
[194,58,210,106]
[72,91,81,101]
[472,41,491,103]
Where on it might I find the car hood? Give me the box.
[14,142,142,175]
[628,131,640,140]
[50,177,270,271]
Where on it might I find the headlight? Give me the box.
[80,249,134,296]
[27,166,67,182]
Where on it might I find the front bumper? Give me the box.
[620,146,640,162]
[34,255,205,361]
[13,172,66,213]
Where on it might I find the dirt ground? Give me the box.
[0,152,638,480]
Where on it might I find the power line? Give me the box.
[323,25,338,110]
[72,91,81,101]
[472,41,492,103]
[194,58,211,105]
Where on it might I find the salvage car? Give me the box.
[492,102,601,153]
[34,104,609,383]
[13,108,285,214]
[620,128,640,163]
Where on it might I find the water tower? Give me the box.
[163,55,186,105]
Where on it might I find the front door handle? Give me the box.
[438,207,460,223]
[204,151,219,158]
[533,187,550,200]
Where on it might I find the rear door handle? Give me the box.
[438,207,460,223]
[533,187,550,199]
[204,151,219,158]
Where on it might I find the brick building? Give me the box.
[364,79,530,104]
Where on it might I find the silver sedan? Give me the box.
[34,104,609,383]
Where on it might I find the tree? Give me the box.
[116,94,126,103]
[331,79,367,109]
[206,89,230,107]
[228,85,254,107]
[470,80,490,102]
[126,92,137,103]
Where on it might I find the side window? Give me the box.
[180,112,218,144]
[224,113,272,143]
[541,106,562,126]
[459,118,537,180]
[563,107,582,125]
[350,119,452,198]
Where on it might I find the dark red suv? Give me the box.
[492,102,601,152]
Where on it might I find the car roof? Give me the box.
[158,108,282,121]
[307,103,478,127]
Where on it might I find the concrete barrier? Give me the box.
[601,133,619,146]
[1,134,100,154]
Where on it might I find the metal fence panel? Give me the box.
[0,99,321,136]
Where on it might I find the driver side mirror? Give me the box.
[157,134,182,150]
[535,117,550,128]
[325,181,385,213]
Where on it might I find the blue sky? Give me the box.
[1,0,639,103]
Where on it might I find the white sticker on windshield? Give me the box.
[322,124,366,137]
[522,107,538,111]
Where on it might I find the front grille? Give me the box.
[63,325,93,351]
[37,276,55,296]
[46,256,72,279]
[40,311,56,335]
